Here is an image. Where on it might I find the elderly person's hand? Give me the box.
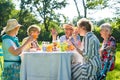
[99,48,104,57]
[26,36,34,43]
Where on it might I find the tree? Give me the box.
[73,0,81,18]
[19,0,68,31]
[0,0,15,30]
[73,0,108,18]
[85,0,109,18]
[10,9,40,41]
[0,0,15,42]
[107,0,120,17]
[0,0,40,41]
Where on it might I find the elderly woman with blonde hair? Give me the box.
[22,25,41,51]
[100,23,117,71]
[1,19,33,80]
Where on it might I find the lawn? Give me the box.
[0,43,120,80]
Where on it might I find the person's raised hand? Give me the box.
[51,28,58,41]
[51,28,58,36]
[26,36,34,44]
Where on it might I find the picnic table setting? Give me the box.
[20,41,83,80]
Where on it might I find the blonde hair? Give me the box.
[27,25,41,35]
[73,27,78,30]
[63,23,74,30]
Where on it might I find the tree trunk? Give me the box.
[73,0,81,18]
[84,6,87,18]
[82,0,87,18]
[43,1,48,32]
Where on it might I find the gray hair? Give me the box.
[100,23,112,34]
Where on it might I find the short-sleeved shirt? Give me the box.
[2,39,20,67]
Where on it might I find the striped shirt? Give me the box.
[72,32,102,80]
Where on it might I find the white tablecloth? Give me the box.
[20,52,73,80]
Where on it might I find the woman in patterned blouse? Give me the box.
[99,23,117,71]
[71,18,102,80]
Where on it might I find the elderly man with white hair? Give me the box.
[100,23,117,71]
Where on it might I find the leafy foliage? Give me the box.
[19,0,68,31]
[0,0,14,29]
[0,0,15,41]
[93,20,120,43]
[0,0,40,41]
[87,0,108,9]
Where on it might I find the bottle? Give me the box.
[52,40,57,51]
[57,36,61,51]
[42,41,46,52]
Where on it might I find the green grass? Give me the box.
[0,43,120,80]
[0,43,1,48]
[0,43,3,80]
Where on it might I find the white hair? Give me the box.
[100,23,112,34]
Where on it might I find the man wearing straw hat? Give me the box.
[1,19,33,80]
